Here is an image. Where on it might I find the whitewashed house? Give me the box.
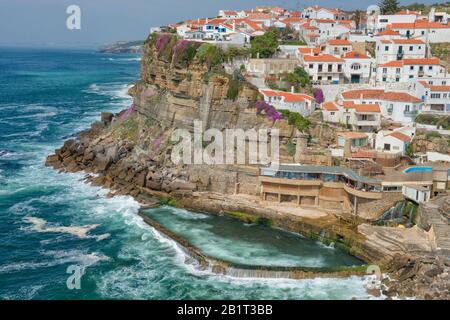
[325,39,352,55]
[301,6,341,20]
[414,79,450,114]
[376,12,418,32]
[389,21,450,43]
[312,19,350,44]
[375,38,426,64]
[341,89,424,124]
[218,10,239,19]
[342,51,374,84]
[321,101,381,132]
[376,58,445,83]
[260,89,316,117]
[402,185,431,203]
[300,53,344,84]
[375,130,412,155]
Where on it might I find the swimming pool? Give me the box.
[404,166,432,173]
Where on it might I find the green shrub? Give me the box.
[426,131,442,139]
[287,138,296,156]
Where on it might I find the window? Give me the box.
[328,64,332,72]
[330,112,335,115]
[421,31,425,35]
[351,63,361,70]
[405,105,410,112]
[383,68,387,73]
[396,68,401,73]
[327,76,332,80]
[443,93,447,98]
[309,64,314,69]
[337,64,342,72]
[419,66,423,71]
[385,46,389,51]
[429,66,433,70]
[410,66,414,71]
[409,46,413,51]
[380,19,388,22]
[409,75,414,79]
[361,114,368,121]
[382,77,387,82]
[384,143,391,151]
[393,146,399,150]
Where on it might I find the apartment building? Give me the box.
[301,54,344,84]
[414,79,450,114]
[376,58,444,83]
[375,38,426,64]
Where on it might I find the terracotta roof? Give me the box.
[377,29,400,36]
[328,39,351,45]
[341,89,385,100]
[381,58,440,67]
[303,54,344,62]
[260,89,314,102]
[342,51,370,59]
[390,21,450,29]
[298,47,321,55]
[247,13,271,19]
[315,19,336,24]
[381,39,425,44]
[337,132,368,139]
[418,81,450,91]
[388,132,411,142]
[343,101,355,108]
[222,10,238,15]
[381,92,422,103]
[353,104,381,113]
[395,10,420,15]
[322,101,339,111]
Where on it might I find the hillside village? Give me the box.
[147,4,450,209]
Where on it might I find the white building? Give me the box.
[376,12,418,32]
[322,101,381,132]
[300,53,344,84]
[341,89,424,124]
[260,89,317,117]
[301,6,341,20]
[414,79,450,114]
[311,19,351,44]
[376,58,445,83]
[375,131,411,155]
[342,51,374,84]
[375,38,426,64]
[218,10,239,19]
[324,39,352,55]
[402,185,431,203]
[389,20,450,43]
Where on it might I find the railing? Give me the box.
[404,110,418,116]
[343,184,383,200]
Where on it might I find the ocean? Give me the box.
[0,48,372,300]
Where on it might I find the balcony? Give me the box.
[404,110,418,117]
[343,184,383,200]
[354,119,380,126]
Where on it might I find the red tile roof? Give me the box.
[341,89,385,100]
[298,47,321,55]
[322,101,339,111]
[337,132,368,139]
[341,89,422,103]
[390,21,450,29]
[328,39,351,45]
[418,81,450,91]
[380,58,440,67]
[260,89,314,102]
[303,54,344,62]
[388,132,411,142]
[342,51,370,59]
[381,92,422,103]
[381,38,425,44]
[377,29,400,36]
[353,104,381,113]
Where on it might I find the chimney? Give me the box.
[206,17,209,24]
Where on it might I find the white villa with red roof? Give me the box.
[339,89,423,124]
[342,51,374,84]
[260,89,317,116]
[300,53,344,84]
[376,58,445,83]
[375,129,414,155]
[375,38,426,64]
[325,39,352,55]
[414,79,450,114]
[322,100,381,132]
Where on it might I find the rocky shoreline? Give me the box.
[45,113,449,299]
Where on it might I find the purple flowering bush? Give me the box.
[120,104,136,121]
[313,88,324,104]
[155,34,172,57]
[173,40,201,66]
[255,100,282,121]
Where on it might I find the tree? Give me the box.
[250,29,279,58]
[283,66,310,90]
[379,0,400,14]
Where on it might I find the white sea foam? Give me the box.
[0,249,109,274]
[23,216,110,241]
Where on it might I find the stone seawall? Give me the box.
[138,210,368,280]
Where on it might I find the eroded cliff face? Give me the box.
[46,36,300,202]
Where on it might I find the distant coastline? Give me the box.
[97,40,144,54]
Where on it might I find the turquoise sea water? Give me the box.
[0,48,372,299]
